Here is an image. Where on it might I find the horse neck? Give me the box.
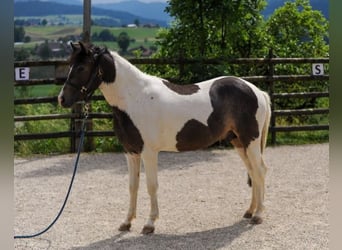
[99,52,150,108]
[114,52,145,82]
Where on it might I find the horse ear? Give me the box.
[98,52,116,83]
[79,41,89,55]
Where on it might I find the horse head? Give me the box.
[58,41,116,108]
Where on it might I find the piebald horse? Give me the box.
[58,42,271,234]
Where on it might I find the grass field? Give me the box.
[15,15,84,26]
[92,26,160,50]
[16,25,160,51]
[23,26,82,42]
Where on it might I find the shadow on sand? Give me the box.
[16,150,226,179]
[72,219,254,250]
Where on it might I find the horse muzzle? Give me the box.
[58,88,76,108]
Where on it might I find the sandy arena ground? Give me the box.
[14,143,328,249]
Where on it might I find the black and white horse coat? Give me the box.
[58,42,271,234]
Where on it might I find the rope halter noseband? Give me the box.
[65,48,106,102]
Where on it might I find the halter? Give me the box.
[65,66,103,102]
[65,49,106,102]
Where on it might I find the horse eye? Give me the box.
[77,66,85,72]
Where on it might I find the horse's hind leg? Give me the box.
[119,153,141,231]
[245,139,267,224]
[232,143,257,219]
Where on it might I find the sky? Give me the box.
[91,0,167,3]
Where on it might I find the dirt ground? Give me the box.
[14,143,328,250]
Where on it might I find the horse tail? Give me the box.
[247,91,271,187]
[261,91,271,154]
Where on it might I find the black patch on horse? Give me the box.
[175,119,214,151]
[112,106,144,154]
[176,77,259,151]
[162,80,199,95]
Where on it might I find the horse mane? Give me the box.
[111,51,145,75]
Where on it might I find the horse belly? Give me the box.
[150,122,216,152]
[174,118,220,151]
[152,109,218,152]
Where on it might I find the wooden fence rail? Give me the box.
[14,57,329,152]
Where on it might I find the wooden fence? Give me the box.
[14,56,329,152]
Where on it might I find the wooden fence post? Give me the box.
[82,0,94,152]
[267,48,276,145]
[71,103,82,152]
[84,105,94,152]
[83,0,91,43]
[69,0,93,153]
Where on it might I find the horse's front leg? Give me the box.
[119,153,141,231]
[141,148,159,234]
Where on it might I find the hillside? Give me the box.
[14,0,328,27]
[14,1,167,27]
[94,0,328,21]
[94,1,171,24]
[14,0,81,4]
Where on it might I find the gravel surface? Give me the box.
[14,143,328,250]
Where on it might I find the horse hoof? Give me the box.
[250,216,263,224]
[141,225,155,235]
[243,211,253,219]
[119,222,131,231]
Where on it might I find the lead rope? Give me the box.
[14,102,90,239]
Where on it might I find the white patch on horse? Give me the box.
[99,52,218,152]
[58,65,74,105]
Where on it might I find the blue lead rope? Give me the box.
[14,105,88,239]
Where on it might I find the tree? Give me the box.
[264,0,329,118]
[151,0,328,83]
[134,18,140,27]
[160,0,267,58]
[98,29,115,41]
[262,0,329,89]
[14,48,30,61]
[265,0,329,58]
[14,26,25,42]
[24,36,31,43]
[41,19,48,26]
[153,0,268,82]
[91,32,99,41]
[38,40,51,60]
[117,32,130,53]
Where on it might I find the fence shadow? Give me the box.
[72,219,254,250]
